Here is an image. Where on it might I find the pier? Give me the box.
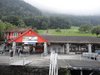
[0,54,100,75]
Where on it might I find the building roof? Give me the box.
[9,29,47,43]
[41,35,100,44]
[5,28,31,32]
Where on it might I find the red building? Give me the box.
[5,28,47,54]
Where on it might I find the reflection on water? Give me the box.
[70,70,100,75]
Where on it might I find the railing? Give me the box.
[82,53,98,60]
[49,51,58,75]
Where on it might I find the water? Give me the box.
[0,65,99,75]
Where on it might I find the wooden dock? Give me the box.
[28,59,100,70]
[0,54,99,71]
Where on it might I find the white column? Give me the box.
[12,42,16,56]
[88,44,92,53]
[62,45,64,54]
[66,43,70,54]
[79,45,81,51]
[44,42,48,55]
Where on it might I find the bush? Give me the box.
[55,28,61,32]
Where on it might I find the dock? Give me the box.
[0,54,100,71]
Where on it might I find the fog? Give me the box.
[24,0,100,15]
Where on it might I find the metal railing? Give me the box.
[49,51,58,75]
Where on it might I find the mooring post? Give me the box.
[80,70,83,75]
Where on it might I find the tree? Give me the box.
[42,21,48,29]
[79,24,92,33]
[2,16,26,27]
[0,22,6,40]
[91,26,100,37]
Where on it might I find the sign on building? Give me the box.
[23,36,38,44]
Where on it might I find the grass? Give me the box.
[37,26,96,36]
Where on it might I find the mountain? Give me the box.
[0,0,41,19]
[0,0,100,29]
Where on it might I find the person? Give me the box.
[18,48,21,56]
[29,46,33,54]
[9,49,13,57]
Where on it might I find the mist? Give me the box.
[24,0,100,16]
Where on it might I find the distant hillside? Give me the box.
[0,0,100,29]
[42,12,100,26]
[0,0,41,19]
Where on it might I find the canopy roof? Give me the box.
[42,35,100,44]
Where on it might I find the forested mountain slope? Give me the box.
[0,0,41,18]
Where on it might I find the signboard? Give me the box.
[23,36,38,43]
[24,42,36,45]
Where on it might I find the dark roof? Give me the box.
[41,35,100,44]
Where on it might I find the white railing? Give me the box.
[82,53,98,60]
[49,51,58,75]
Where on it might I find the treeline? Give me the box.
[23,15,100,29]
[2,15,100,30]
[24,16,71,29]
[0,16,72,29]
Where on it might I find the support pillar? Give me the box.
[44,42,48,55]
[66,43,70,54]
[88,44,92,53]
[12,42,16,56]
[79,45,81,51]
[62,44,65,54]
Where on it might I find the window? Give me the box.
[13,33,18,37]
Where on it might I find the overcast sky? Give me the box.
[24,0,100,15]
